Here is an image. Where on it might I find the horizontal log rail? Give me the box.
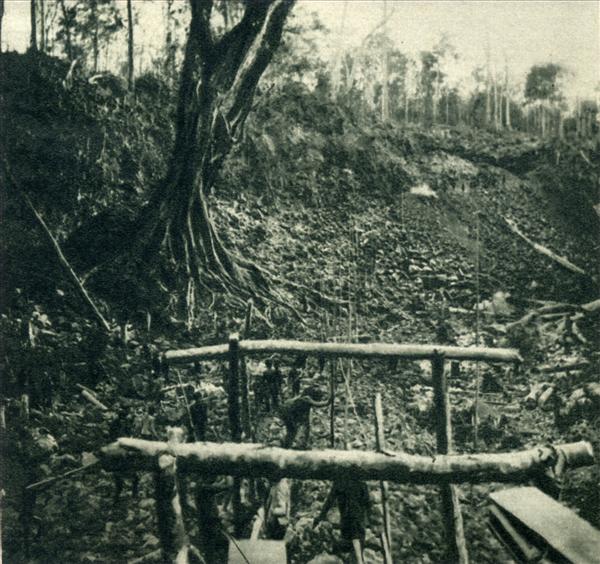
[163,340,521,365]
[99,439,592,485]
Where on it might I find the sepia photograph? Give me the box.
[0,1,599,562]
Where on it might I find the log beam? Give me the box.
[164,340,521,365]
[99,440,593,485]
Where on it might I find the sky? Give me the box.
[3,0,599,101]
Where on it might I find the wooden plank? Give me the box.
[488,505,543,562]
[490,487,600,564]
[228,539,287,564]
[164,340,521,365]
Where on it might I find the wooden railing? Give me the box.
[106,337,591,563]
[163,338,522,364]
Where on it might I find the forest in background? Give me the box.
[1,1,600,563]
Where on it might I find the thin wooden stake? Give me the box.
[228,333,243,537]
[431,353,469,564]
[374,393,394,564]
[329,359,336,448]
[228,333,242,442]
[3,161,111,334]
[240,300,253,440]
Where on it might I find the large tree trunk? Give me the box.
[135,0,294,298]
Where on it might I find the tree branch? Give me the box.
[224,0,295,131]
[502,216,591,280]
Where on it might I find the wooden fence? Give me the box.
[102,338,593,564]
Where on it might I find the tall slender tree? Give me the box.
[90,0,98,71]
[30,0,38,51]
[0,0,5,53]
[126,0,134,89]
[39,0,46,52]
[381,0,389,122]
[525,63,564,138]
[504,59,511,130]
[58,0,74,61]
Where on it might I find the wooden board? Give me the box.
[228,539,287,564]
[490,487,600,564]
[488,505,543,562]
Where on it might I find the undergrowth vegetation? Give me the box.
[2,51,599,563]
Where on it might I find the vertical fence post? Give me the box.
[374,393,394,564]
[329,357,336,448]
[154,430,197,562]
[431,352,469,564]
[240,301,253,440]
[228,333,242,536]
[228,333,242,442]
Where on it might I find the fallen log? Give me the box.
[502,217,590,280]
[164,340,521,365]
[525,383,552,410]
[81,390,109,411]
[537,387,555,410]
[581,299,600,314]
[99,439,594,485]
[539,361,590,374]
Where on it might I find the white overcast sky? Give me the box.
[3,0,599,100]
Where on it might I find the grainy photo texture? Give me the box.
[1,1,599,562]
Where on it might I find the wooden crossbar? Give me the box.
[100,440,593,484]
[163,339,521,365]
